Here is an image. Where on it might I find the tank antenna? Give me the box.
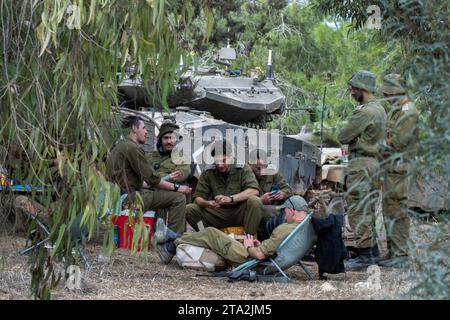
[266,49,273,80]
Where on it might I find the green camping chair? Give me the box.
[231,212,317,281]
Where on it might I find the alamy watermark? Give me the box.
[355,265,382,290]
[65,265,82,290]
[367,5,382,30]
[66,4,81,30]
[171,128,281,175]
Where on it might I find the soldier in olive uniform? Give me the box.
[377,74,419,268]
[185,140,263,236]
[155,195,309,266]
[338,70,387,270]
[248,149,294,219]
[105,116,191,234]
[146,121,191,184]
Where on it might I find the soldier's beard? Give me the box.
[352,90,364,103]
[216,164,231,173]
[163,144,175,152]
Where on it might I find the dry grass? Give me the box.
[0,234,413,300]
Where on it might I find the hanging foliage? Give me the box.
[0,0,212,299]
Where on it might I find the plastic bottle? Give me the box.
[113,225,119,248]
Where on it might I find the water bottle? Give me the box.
[113,225,119,248]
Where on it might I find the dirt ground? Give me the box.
[0,234,414,300]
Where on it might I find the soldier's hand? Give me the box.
[243,234,254,249]
[169,171,182,181]
[271,191,284,201]
[214,195,231,205]
[178,185,192,194]
[207,200,221,208]
[261,192,273,205]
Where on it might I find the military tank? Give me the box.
[118,47,286,129]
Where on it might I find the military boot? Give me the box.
[377,256,409,269]
[344,247,377,271]
[371,243,381,263]
[155,218,180,244]
[157,241,177,264]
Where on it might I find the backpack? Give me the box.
[175,244,227,272]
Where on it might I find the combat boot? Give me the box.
[344,248,376,271]
[377,256,409,269]
[157,241,177,264]
[155,218,180,244]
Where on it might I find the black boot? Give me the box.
[371,243,380,257]
[344,247,376,271]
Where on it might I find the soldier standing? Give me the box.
[338,70,387,270]
[106,116,191,234]
[378,74,419,268]
[185,140,263,236]
[146,121,191,184]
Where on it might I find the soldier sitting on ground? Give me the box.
[105,116,191,234]
[155,195,309,266]
[185,140,263,236]
[146,120,191,184]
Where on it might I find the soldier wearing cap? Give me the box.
[338,70,387,270]
[105,116,191,234]
[146,120,191,184]
[377,74,419,268]
[185,140,263,236]
[248,149,294,218]
[155,195,309,266]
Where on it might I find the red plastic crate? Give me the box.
[111,211,155,251]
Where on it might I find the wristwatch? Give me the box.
[229,195,234,203]
[173,183,180,192]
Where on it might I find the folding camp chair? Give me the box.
[18,190,129,270]
[231,212,318,281]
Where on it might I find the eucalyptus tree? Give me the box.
[0,0,211,299]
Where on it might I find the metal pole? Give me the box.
[320,86,327,152]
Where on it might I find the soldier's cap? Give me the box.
[248,149,268,163]
[158,121,180,140]
[382,73,406,95]
[277,195,308,212]
[348,70,376,93]
[210,139,234,157]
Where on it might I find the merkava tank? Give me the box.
[118,47,285,129]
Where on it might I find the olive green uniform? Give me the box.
[186,164,263,235]
[146,151,191,183]
[382,98,419,257]
[338,98,387,249]
[256,172,294,218]
[105,138,186,233]
[175,222,299,267]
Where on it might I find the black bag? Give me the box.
[311,214,347,278]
